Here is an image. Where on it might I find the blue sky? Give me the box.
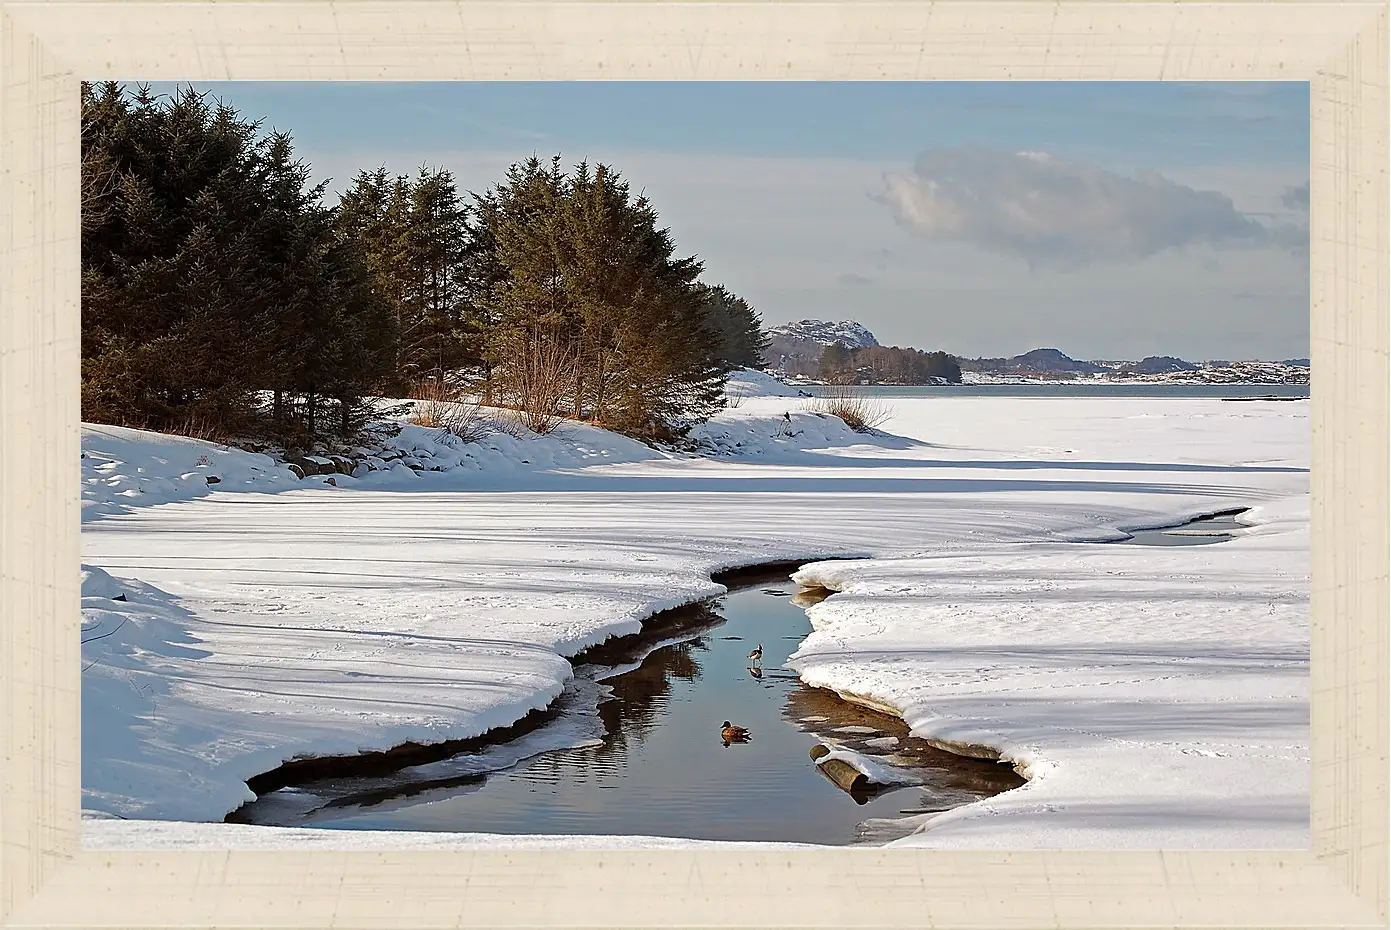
[142,81,1310,360]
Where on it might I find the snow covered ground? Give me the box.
[80,371,1309,848]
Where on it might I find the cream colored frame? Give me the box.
[1,2,1385,927]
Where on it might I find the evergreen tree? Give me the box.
[462,155,729,438]
[83,82,272,431]
[819,342,852,382]
[81,82,397,442]
[401,166,470,377]
[695,283,767,370]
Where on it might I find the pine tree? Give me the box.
[400,166,469,378]
[82,82,398,442]
[819,342,852,382]
[695,283,767,370]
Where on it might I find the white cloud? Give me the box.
[1281,181,1310,212]
[879,147,1298,268]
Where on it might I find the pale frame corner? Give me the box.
[0,2,1385,928]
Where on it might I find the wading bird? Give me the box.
[747,643,763,666]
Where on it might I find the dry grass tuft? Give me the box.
[813,387,892,433]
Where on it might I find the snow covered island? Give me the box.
[82,370,1309,850]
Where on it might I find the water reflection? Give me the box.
[1114,509,1249,547]
[236,573,1024,844]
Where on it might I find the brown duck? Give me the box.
[720,721,751,743]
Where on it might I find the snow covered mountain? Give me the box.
[764,319,880,373]
[766,319,880,350]
[766,319,878,351]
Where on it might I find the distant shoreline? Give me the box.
[779,377,1311,388]
[782,380,1310,398]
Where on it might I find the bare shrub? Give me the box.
[407,374,457,427]
[408,372,490,444]
[438,402,490,444]
[495,332,578,436]
[813,386,892,433]
[167,413,234,446]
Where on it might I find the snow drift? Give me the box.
[80,379,1309,849]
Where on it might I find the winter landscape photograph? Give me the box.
[80,80,1310,851]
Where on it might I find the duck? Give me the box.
[720,721,751,742]
[747,643,763,666]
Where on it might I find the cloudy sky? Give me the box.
[145,81,1310,361]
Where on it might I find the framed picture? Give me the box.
[2,2,1385,927]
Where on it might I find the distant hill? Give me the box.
[962,348,1308,386]
[960,348,1107,375]
[1122,356,1200,375]
[766,320,878,353]
[764,320,880,375]
[762,321,1308,386]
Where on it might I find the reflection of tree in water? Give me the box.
[574,601,721,667]
[598,639,705,747]
[512,638,709,786]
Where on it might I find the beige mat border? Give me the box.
[1,2,1385,927]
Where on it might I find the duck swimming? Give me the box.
[720,721,751,743]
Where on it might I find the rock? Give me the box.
[288,456,319,476]
[327,454,354,475]
[810,744,869,793]
[113,593,127,602]
[325,477,337,487]
[287,463,306,479]
[301,455,337,475]
[351,463,372,479]
[205,475,221,485]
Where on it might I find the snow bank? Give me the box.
[82,818,820,851]
[814,747,921,786]
[685,409,889,458]
[788,503,1308,849]
[82,424,298,520]
[81,394,1309,848]
[723,369,810,399]
[79,564,573,821]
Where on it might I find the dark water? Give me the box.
[236,579,1023,845]
[802,383,1309,399]
[1114,510,1249,547]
